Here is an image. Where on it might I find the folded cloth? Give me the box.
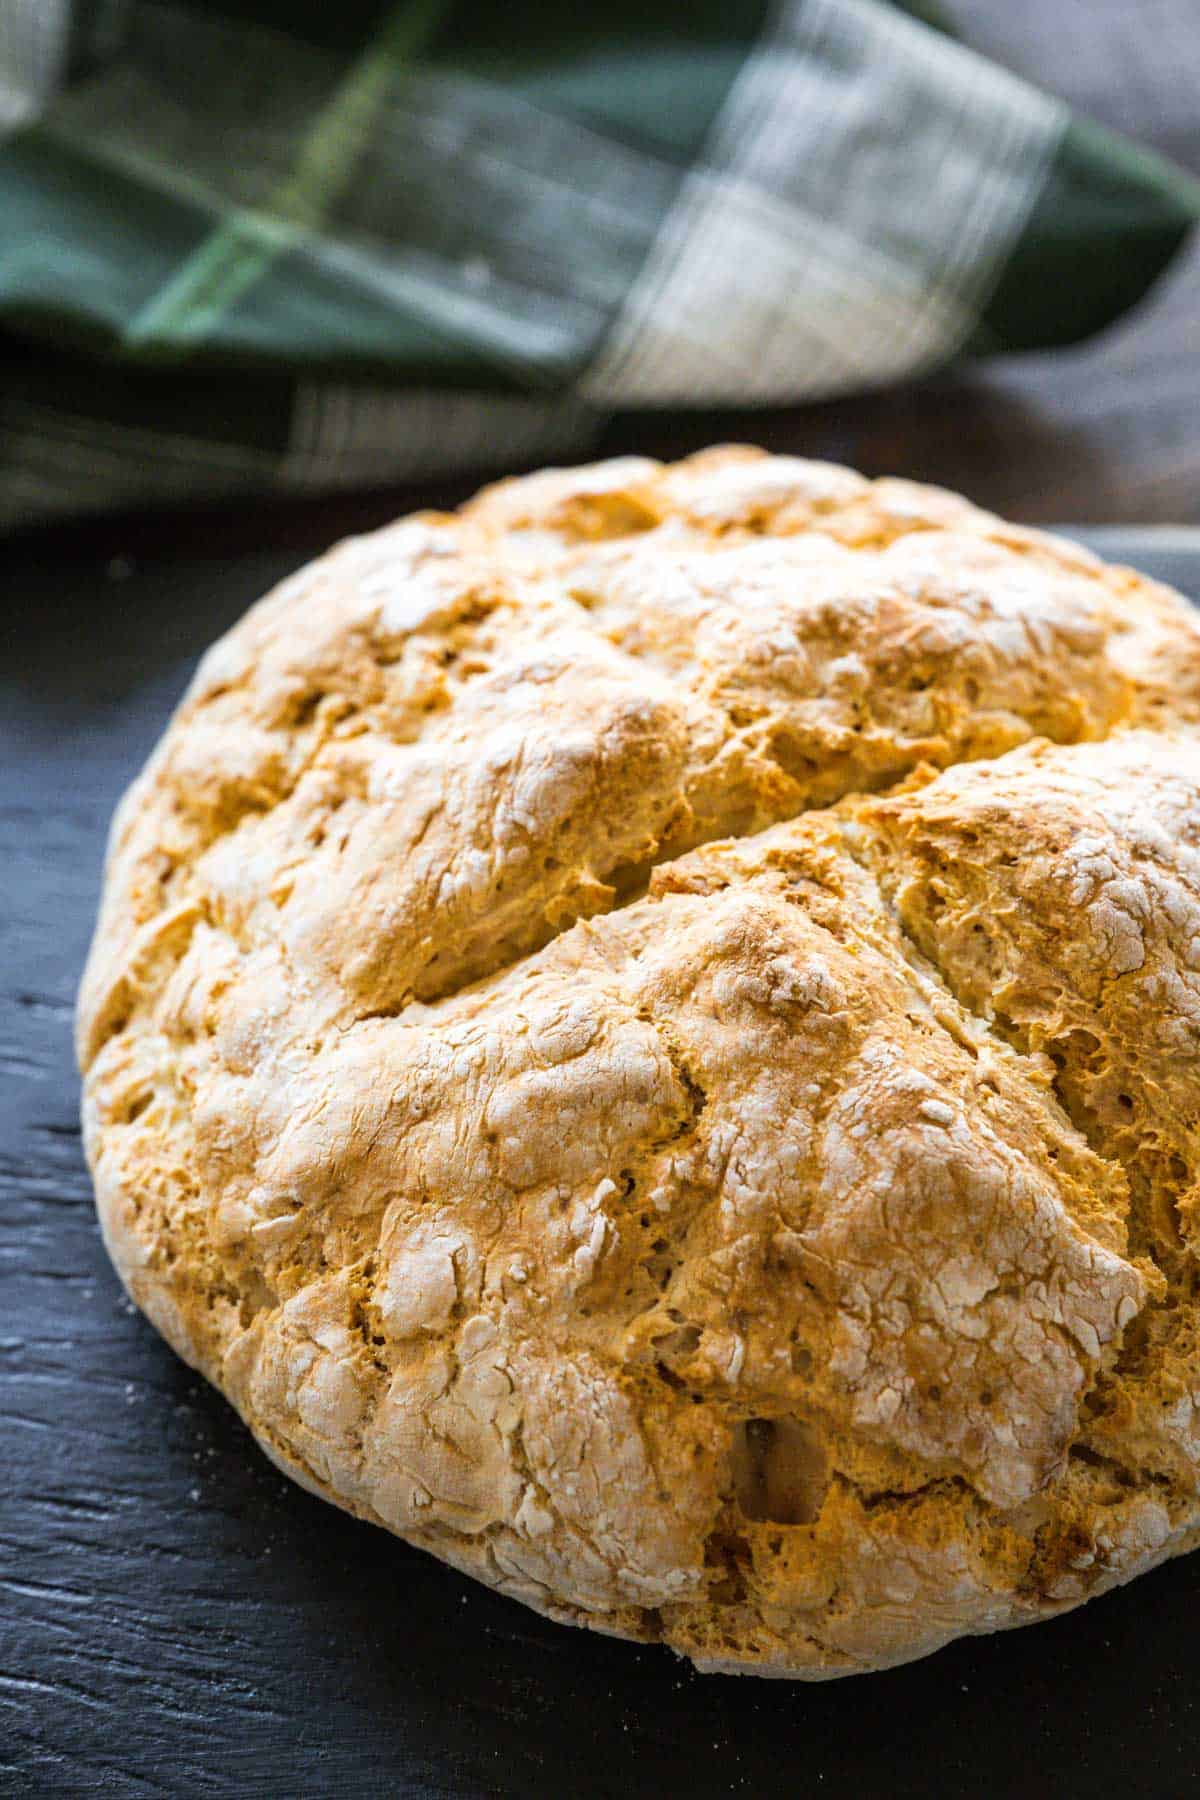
[1,0,1196,530]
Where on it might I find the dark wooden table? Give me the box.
[4,517,1200,1798]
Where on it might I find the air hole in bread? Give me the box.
[732,1417,829,1525]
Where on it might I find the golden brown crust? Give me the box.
[78,446,1200,1676]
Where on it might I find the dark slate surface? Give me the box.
[4,528,1200,1799]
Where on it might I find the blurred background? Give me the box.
[1,0,1198,548]
[800,0,1200,525]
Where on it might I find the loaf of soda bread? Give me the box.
[79,447,1200,1676]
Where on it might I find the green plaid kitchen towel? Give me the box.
[2,0,1197,530]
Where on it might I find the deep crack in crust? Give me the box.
[78,446,1200,1677]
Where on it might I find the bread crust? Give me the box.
[79,447,1200,1676]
